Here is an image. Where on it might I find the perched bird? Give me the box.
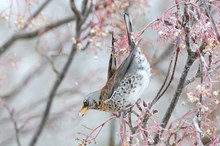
[79,11,151,116]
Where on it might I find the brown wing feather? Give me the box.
[101,11,141,100]
[107,32,117,79]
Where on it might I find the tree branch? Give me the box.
[153,40,206,144]
[28,43,77,146]
[28,1,92,145]
[154,53,196,144]
[0,16,75,56]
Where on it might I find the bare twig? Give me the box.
[70,0,81,21]
[184,65,202,87]
[4,104,21,146]
[78,116,116,145]
[150,40,180,108]
[81,0,89,15]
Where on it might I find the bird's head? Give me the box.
[79,90,101,116]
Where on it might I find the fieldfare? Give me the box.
[79,11,151,116]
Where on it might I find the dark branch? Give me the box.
[70,0,81,21]
[28,1,92,145]
[0,16,75,56]
[28,44,77,146]
[154,53,196,144]
[150,43,179,107]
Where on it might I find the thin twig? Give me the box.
[150,40,180,108]
[81,0,89,15]
[184,66,202,87]
[70,0,81,21]
[4,104,21,146]
[26,0,52,26]
[78,116,116,145]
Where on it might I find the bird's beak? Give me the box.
[79,107,88,117]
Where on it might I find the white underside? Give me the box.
[127,70,150,104]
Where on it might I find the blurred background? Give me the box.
[0,0,219,146]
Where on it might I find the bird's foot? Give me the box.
[112,112,121,118]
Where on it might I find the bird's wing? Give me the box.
[107,32,117,79]
[105,11,141,99]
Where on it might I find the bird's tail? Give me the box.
[124,10,136,50]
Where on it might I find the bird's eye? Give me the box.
[83,100,89,106]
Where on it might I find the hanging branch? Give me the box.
[150,41,180,108]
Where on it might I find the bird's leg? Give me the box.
[131,110,139,117]
[112,112,121,118]
[136,98,143,112]
[143,100,148,107]
[122,111,128,118]
[122,106,133,118]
